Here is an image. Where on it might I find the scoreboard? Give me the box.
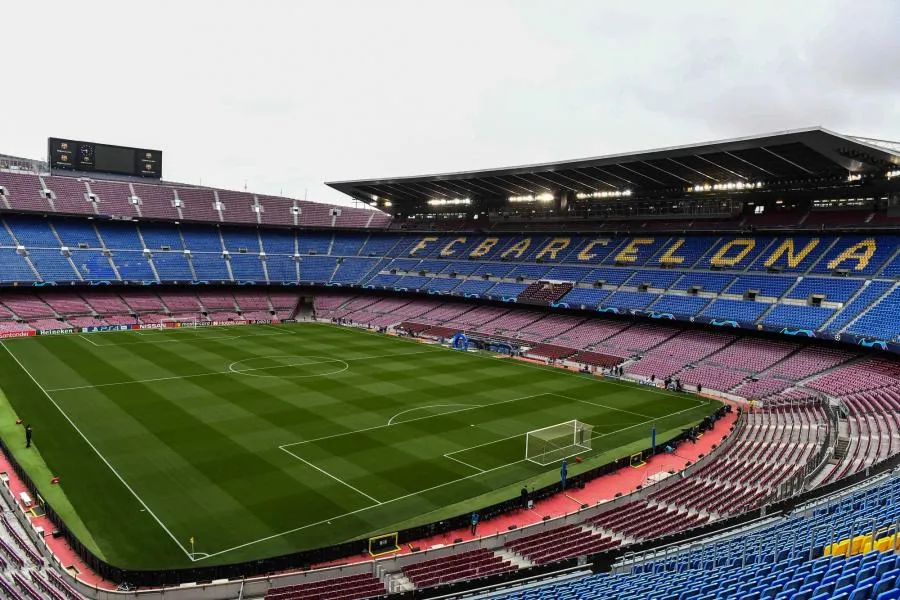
[48,138,162,179]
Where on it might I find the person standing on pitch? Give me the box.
[470,512,479,536]
[24,424,32,448]
[560,458,568,490]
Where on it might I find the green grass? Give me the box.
[0,323,718,570]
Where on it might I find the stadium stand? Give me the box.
[501,474,900,600]
[6,127,900,599]
[401,548,516,589]
[3,217,900,350]
[264,573,386,600]
[505,525,619,565]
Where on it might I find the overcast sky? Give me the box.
[4,0,899,206]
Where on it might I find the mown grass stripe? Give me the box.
[0,324,718,568]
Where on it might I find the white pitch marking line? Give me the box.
[280,447,382,505]
[78,334,103,347]
[550,392,653,419]
[45,348,440,392]
[443,452,485,473]
[0,342,195,560]
[228,356,349,379]
[387,403,477,426]
[281,392,552,449]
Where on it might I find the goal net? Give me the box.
[525,420,594,466]
[161,317,199,329]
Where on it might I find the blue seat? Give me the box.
[873,575,898,598]
[876,559,899,578]
[881,568,900,583]
[802,571,824,586]
[717,585,738,598]
[813,581,836,596]
[857,568,878,584]
[798,582,820,596]
[849,583,874,600]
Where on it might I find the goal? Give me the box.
[525,420,594,466]
[161,317,199,329]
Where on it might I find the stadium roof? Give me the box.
[327,127,900,210]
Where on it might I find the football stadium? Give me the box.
[0,125,898,600]
[3,4,900,598]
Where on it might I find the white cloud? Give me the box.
[3,0,898,206]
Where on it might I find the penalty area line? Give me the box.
[279,447,382,505]
[387,403,479,426]
[443,452,486,473]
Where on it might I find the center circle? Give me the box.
[227,355,349,379]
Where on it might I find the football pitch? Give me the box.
[0,322,718,569]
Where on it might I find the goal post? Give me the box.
[160,317,199,329]
[525,420,594,466]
